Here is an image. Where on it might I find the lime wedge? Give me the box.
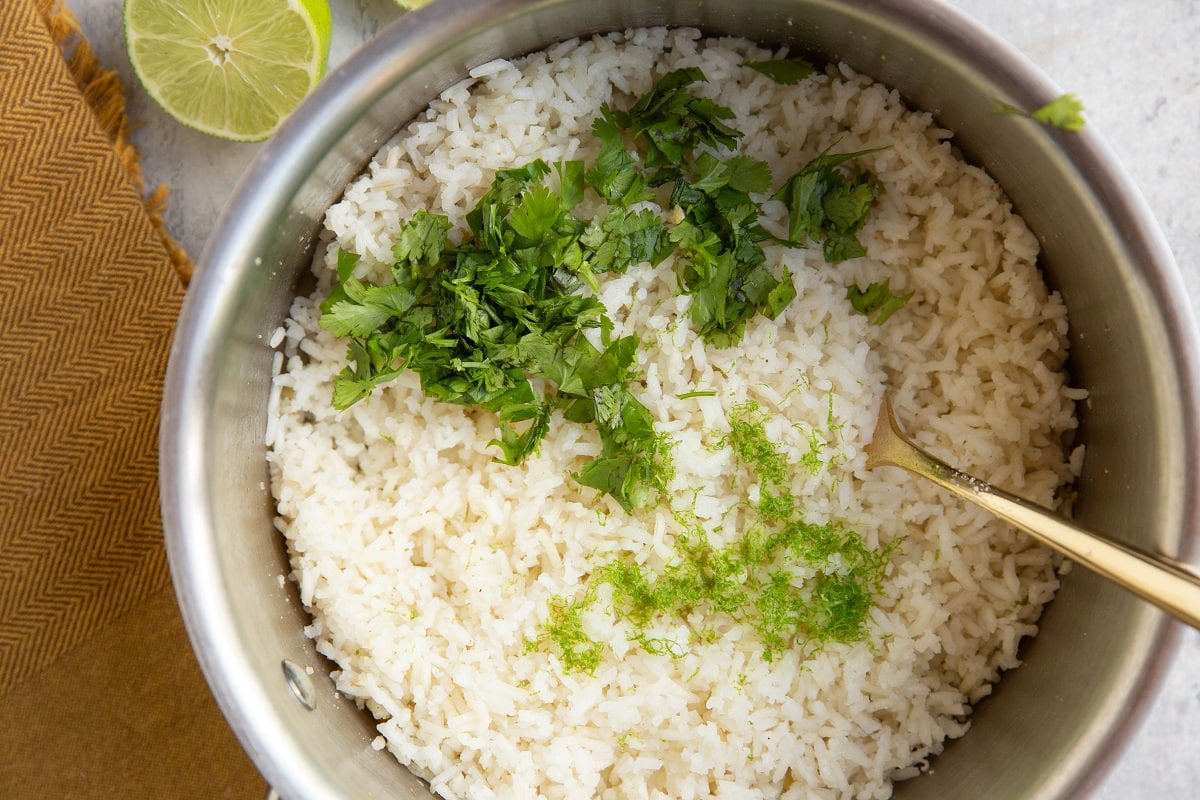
[123,0,333,142]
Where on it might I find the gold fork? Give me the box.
[865,394,1200,629]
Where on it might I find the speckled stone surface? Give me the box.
[69,0,1199,796]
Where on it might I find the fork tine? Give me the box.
[864,393,901,470]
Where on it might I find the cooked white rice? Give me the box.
[267,28,1084,800]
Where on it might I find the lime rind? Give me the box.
[123,0,332,142]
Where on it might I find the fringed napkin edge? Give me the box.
[38,0,195,284]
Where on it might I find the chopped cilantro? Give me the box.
[606,67,741,176]
[585,114,654,207]
[320,68,894,511]
[320,162,673,511]
[593,70,796,346]
[580,207,664,275]
[994,93,1086,131]
[1031,94,1086,131]
[846,279,913,325]
[744,56,816,85]
[775,146,882,262]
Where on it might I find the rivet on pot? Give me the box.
[281,659,316,710]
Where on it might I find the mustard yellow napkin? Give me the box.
[0,1,264,796]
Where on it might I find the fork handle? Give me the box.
[868,395,1200,629]
[935,459,1200,629]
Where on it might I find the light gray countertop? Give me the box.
[69,0,1199,796]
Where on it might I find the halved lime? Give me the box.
[123,0,333,142]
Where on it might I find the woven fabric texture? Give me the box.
[0,0,263,795]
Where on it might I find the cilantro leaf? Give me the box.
[766,271,797,318]
[775,147,882,262]
[555,160,586,210]
[329,337,408,409]
[586,111,654,207]
[392,209,453,267]
[744,57,816,85]
[1031,94,1086,131]
[724,155,773,194]
[582,207,663,274]
[336,249,360,284]
[575,386,675,513]
[994,93,1086,131]
[319,279,417,338]
[611,67,741,174]
[509,183,563,243]
[822,177,878,232]
[846,279,913,325]
[823,230,868,262]
[490,402,552,466]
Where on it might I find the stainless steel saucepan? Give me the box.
[159,1,1200,798]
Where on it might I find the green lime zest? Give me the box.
[531,399,893,671]
[525,591,603,674]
